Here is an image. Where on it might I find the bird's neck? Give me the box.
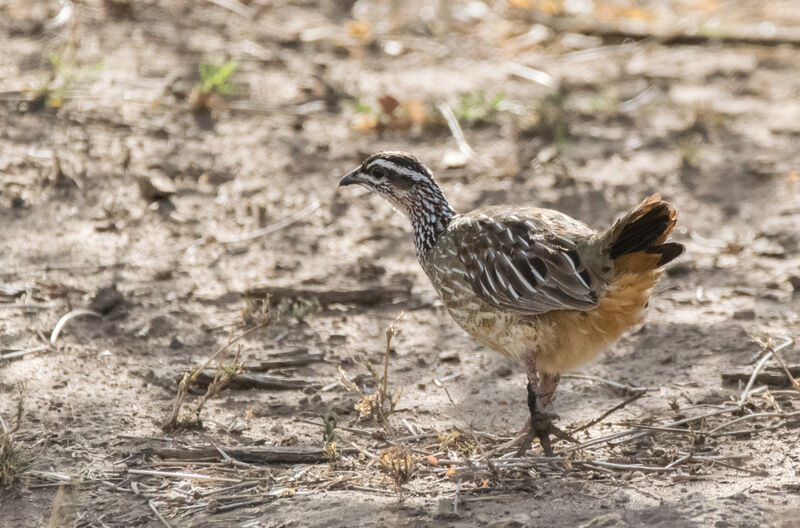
[404,186,455,255]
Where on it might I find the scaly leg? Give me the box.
[536,371,560,411]
[515,356,575,456]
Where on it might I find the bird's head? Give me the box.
[338,152,452,224]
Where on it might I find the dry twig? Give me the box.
[243,284,412,307]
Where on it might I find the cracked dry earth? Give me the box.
[1,1,800,527]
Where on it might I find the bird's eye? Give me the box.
[371,166,388,179]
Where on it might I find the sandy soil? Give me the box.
[1,1,799,527]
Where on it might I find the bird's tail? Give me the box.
[605,194,683,266]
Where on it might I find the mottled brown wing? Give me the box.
[451,215,602,315]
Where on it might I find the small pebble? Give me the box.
[438,350,460,363]
[494,364,513,378]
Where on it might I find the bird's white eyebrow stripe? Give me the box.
[366,159,428,181]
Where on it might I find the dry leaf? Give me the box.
[426,455,439,466]
[378,95,400,116]
[445,468,456,476]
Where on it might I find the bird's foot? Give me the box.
[514,412,577,457]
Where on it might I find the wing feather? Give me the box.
[447,213,603,315]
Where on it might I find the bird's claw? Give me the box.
[514,412,577,456]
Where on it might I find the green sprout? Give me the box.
[198,60,238,96]
[190,60,238,111]
[454,90,505,123]
[30,52,104,108]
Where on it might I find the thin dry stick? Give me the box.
[346,441,380,462]
[50,309,102,344]
[128,469,241,482]
[739,337,793,404]
[507,62,559,89]
[219,201,321,244]
[382,313,404,412]
[437,101,479,163]
[770,340,800,393]
[1,345,48,361]
[206,0,254,18]
[197,319,273,373]
[561,374,647,393]
[626,424,694,435]
[148,500,173,528]
[707,411,800,436]
[568,407,735,451]
[583,460,673,473]
[570,391,646,435]
[664,454,692,470]
[0,302,55,311]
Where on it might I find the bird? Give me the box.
[338,151,683,454]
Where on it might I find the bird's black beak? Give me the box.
[338,167,362,187]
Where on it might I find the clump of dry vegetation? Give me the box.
[321,413,340,466]
[165,299,275,431]
[341,314,405,427]
[1,391,28,488]
[379,445,414,498]
[437,428,481,458]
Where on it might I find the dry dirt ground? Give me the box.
[2,1,800,527]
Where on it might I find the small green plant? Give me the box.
[453,90,505,123]
[199,60,237,95]
[30,52,104,108]
[349,97,373,115]
[190,60,238,111]
[321,413,340,466]
[277,296,320,323]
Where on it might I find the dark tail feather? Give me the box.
[607,195,683,265]
[648,242,684,266]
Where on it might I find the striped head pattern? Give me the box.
[339,152,455,253]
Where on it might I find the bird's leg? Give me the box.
[515,356,576,456]
[536,371,560,411]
